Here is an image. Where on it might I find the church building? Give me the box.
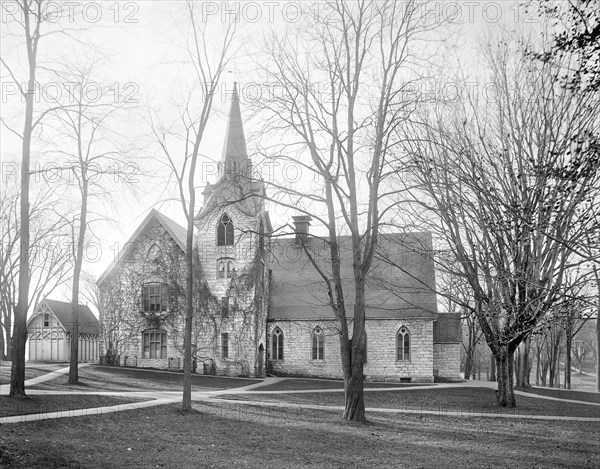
[97,86,461,382]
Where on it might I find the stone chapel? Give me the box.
[97,85,461,382]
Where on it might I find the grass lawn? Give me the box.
[0,362,69,385]
[0,394,149,418]
[253,378,432,392]
[0,403,597,468]
[27,365,260,393]
[517,386,600,403]
[219,387,600,418]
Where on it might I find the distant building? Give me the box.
[27,299,99,362]
[97,85,460,382]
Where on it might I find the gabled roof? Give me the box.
[97,209,189,286]
[268,232,439,321]
[28,299,99,334]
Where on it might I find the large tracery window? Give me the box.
[217,213,234,246]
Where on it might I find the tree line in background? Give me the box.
[1,0,598,422]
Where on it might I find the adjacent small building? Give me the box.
[27,299,100,362]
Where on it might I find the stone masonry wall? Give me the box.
[433,343,461,380]
[99,217,188,368]
[268,319,434,383]
[194,204,268,377]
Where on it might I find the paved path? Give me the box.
[0,363,91,395]
[1,367,599,424]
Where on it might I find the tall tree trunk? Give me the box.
[464,325,475,379]
[489,353,496,381]
[495,345,516,407]
[181,209,194,411]
[597,317,600,393]
[514,348,521,386]
[535,345,540,386]
[68,109,90,384]
[541,359,548,387]
[516,337,532,388]
[464,350,474,380]
[565,318,573,390]
[339,277,367,421]
[596,290,600,393]
[0,330,5,361]
[343,364,366,421]
[10,0,39,398]
[556,355,561,388]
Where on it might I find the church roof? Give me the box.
[97,209,189,286]
[28,299,99,334]
[268,232,439,321]
[221,83,247,161]
[155,210,188,250]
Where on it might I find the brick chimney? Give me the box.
[292,215,312,244]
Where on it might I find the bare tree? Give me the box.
[401,36,599,405]
[149,1,236,411]
[534,0,600,392]
[0,0,48,398]
[0,180,72,361]
[253,0,437,421]
[0,0,101,396]
[36,56,138,384]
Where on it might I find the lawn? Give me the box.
[27,365,260,393]
[0,394,149,418]
[0,362,68,385]
[1,366,599,468]
[517,386,600,403]
[219,387,600,418]
[252,378,432,392]
[0,403,597,468]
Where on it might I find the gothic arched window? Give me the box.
[217,258,235,279]
[396,327,410,361]
[217,214,234,246]
[147,243,161,261]
[311,327,325,360]
[272,327,284,360]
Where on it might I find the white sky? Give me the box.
[0,0,550,303]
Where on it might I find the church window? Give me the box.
[142,283,169,313]
[217,258,235,279]
[147,243,161,261]
[396,327,410,361]
[311,327,324,360]
[221,333,229,359]
[142,330,167,359]
[217,214,234,246]
[272,327,283,360]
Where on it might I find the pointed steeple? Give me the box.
[221,83,248,162]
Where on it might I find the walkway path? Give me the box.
[1,367,599,425]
